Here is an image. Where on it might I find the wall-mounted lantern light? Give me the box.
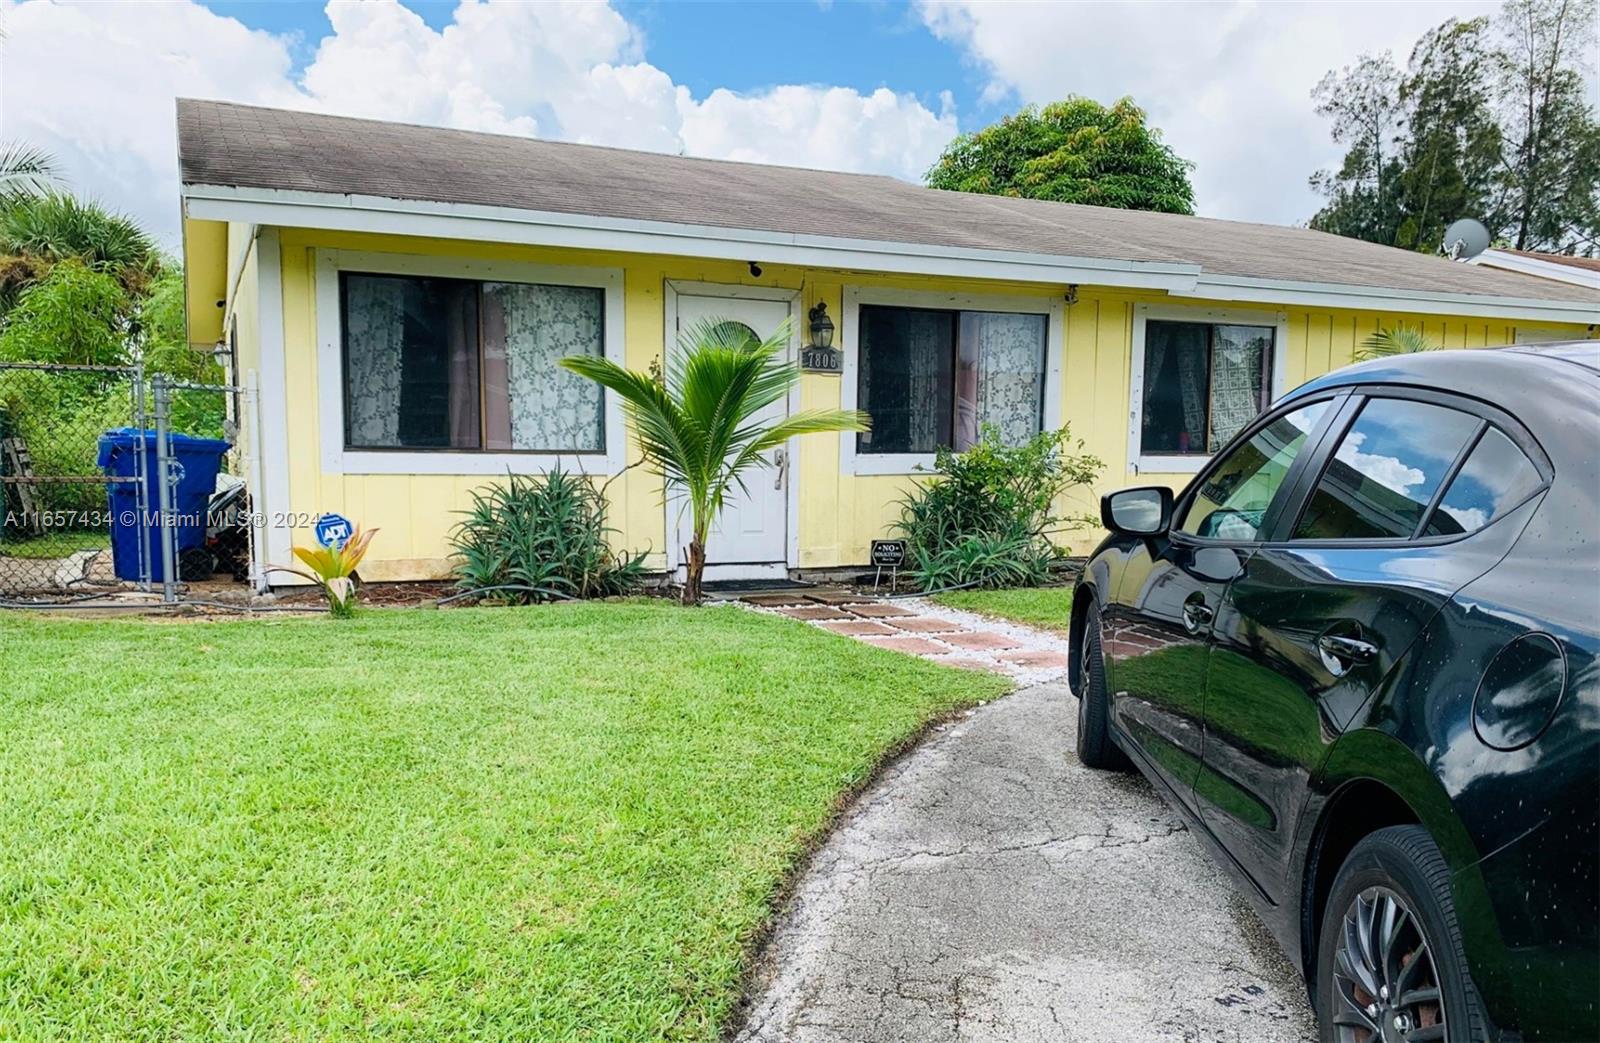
[808,302,835,349]
[800,302,841,373]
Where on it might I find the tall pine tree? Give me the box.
[1309,0,1598,255]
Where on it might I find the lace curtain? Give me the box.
[483,282,604,451]
[1207,325,1269,451]
[858,307,952,453]
[959,311,1046,448]
[345,276,407,447]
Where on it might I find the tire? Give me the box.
[1075,604,1130,771]
[177,546,216,582]
[1317,825,1490,1043]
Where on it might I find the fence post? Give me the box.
[153,376,177,604]
[245,370,267,594]
[132,365,151,592]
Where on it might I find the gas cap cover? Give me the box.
[1472,632,1567,752]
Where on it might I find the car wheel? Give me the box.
[1075,604,1129,771]
[1317,825,1489,1043]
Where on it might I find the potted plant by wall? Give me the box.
[562,317,866,605]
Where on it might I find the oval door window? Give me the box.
[710,321,760,351]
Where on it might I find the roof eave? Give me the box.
[1181,273,1600,324]
[1469,249,1600,292]
[181,183,1600,325]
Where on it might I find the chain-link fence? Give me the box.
[0,363,257,605]
[0,362,149,598]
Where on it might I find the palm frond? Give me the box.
[561,312,865,602]
[0,142,61,200]
[1356,326,1436,361]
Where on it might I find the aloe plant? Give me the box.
[561,317,867,605]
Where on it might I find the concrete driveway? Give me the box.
[734,683,1316,1043]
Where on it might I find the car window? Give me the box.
[1292,397,1481,541]
[1421,427,1543,537]
[1178,400,1327,540]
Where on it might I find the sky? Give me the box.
[0,0,1509,250]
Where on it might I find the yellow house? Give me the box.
[175,100,1600,586]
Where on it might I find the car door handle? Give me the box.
[1181,597,1214,634]
[1317,633,1378,674]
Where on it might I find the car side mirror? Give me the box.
[1101,486,1173,537]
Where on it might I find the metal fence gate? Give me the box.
[0,362,258,606]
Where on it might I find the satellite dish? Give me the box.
[1443,218,1490,261]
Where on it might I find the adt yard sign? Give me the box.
[315,513,353,550]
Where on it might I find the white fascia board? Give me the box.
[1183,273,1600,325]
[1470,250,1600,291]
[181,183,1203,293]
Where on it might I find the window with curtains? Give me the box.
[1139,320,1274,456]
[855,304,1047,455]
[340,272,605,452]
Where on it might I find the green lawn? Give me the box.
[0,602,1007,1042]
[931,586,1076,632]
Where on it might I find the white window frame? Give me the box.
[1129,302,1289,475]
[840,285,1064,476]
[314,248,626,476]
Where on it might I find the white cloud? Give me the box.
[1335,431,1426,494]
[918,0,1500,225]
[0,0,957,246]
[0,0,303,240]
[680,86,957,176]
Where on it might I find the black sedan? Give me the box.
[1070,342,1598,1043]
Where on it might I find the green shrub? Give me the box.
[896,425,1102,591]
[450,467,646,603]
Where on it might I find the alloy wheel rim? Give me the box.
[1079,628,1095,727]
[1331,885,1448,1043]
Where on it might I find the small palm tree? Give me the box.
[1355,325,1437,361]
[562,317,867,605]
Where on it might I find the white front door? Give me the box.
[671,291,792,579]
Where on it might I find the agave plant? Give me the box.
[561,316,867,605]
[275,525,378,618]
[1355,326,1437,361]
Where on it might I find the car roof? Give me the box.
[1287,341,1600,406]
[1505,340,1600,375]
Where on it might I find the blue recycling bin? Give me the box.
[97,428,232,582]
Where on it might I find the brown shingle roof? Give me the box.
[177,99,1599,308]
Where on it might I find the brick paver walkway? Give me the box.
[739,589,1072,682]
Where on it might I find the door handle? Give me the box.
[773,446,789,491]
[1317,633,1378,676]
[1181,596,1214,635]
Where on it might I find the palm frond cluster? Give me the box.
[561,317,867,603]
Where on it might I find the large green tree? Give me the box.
[1308,54,1405,243]
[1394,18,1503,251]
[1492,0,1600,251]
[1310,0,1599,254]
[925,97,1195,214]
